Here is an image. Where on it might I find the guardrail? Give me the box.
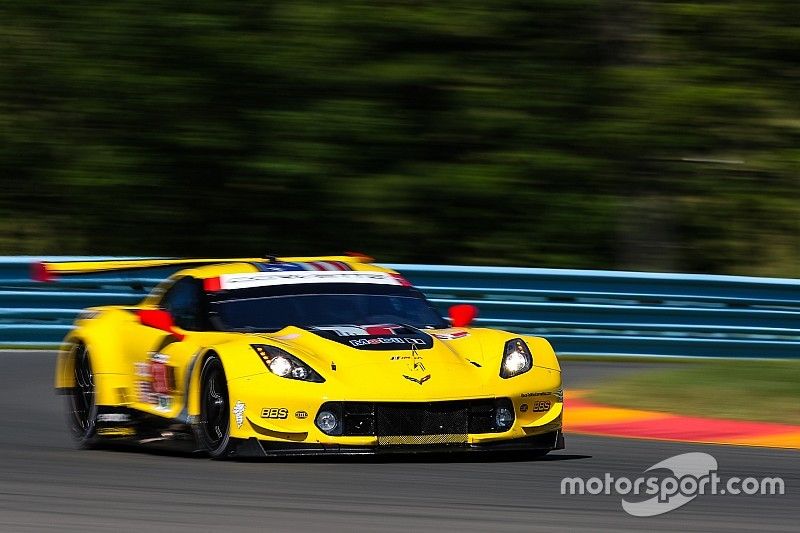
[1,257,798,358]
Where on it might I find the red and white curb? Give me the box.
[565,390,800,450]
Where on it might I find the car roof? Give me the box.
[175,259,397,280]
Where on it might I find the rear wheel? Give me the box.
[195,355,234,458]
[67,344,98,448]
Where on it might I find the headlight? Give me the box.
[315,402,343,435]
[250,345,325,383]
[495,406,514,429]
[500,338,533,378]
[268,356,293,377]
[315,410,339,434]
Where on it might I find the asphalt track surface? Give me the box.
[0,352,796,532]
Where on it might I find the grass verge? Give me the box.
[585,360,800,425]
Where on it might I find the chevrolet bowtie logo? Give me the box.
[403,374,431,385]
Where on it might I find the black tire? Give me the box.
[66,343,98,448]
[194,355,234,458]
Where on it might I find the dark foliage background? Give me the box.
[1,1,798,275]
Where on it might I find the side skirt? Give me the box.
[94,405,198,452]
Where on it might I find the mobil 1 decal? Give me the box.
[307,324,434,351]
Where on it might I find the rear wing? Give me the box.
[31,254,374,281]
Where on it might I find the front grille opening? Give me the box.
[318,399,513,442]
[342,401,375,436]
[376,401,469,437]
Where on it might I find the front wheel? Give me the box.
[194,355,234,458]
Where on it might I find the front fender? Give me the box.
[523,335,560,372]
[186,342,268,418]
[468,328,561,372]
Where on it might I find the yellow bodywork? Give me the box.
[54,257,562,449]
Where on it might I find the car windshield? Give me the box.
[208,283,447,332]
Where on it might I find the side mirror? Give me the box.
[448,304,478,328]
[138,309,185,340]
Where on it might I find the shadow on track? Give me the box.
[87,441,591,464]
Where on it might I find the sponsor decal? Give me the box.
[410,344,424,370]
[151,363,171,394]
[390,353,425,370]
[532,401,551,412]
[116,387,128,403]
[157,394,171,410]
[251,262,309,272]
[219,271,403,290]
[134,353,176,405]
[400,344,428,380]
[366,324,405,335]
[251,261,353,273]
[261,407,289,419]
[519,403,529,413]
[522,391,551,398]
[431,330,469,340]
[233,401,246,428]
[97,413,131,423]
[315,325,372,337]
[295,410,308,419]
[136,381,157,405]
[314,324,405,337]
[350,337,425,347]
[134,363,150,377]
[308,324,434,351]
[97,427,136,437]
[362,324,404,336]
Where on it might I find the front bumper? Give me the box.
[229,429,565,457]
[227,365,564,453]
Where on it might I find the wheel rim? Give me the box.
[71,345,95,434]
[201,360,229,449]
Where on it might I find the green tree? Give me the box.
[0,1,797,276]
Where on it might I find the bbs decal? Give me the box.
[261,407,289,419]
[532,401,551,412]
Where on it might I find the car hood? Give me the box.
[250,325,493,400]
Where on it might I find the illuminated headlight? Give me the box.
[500,338,533,379]
[291,366,309,380]
[250,345,324,383]
[268,356,292,377]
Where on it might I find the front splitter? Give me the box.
[230,430,564,458]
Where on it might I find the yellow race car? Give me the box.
[51,256,564,458]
